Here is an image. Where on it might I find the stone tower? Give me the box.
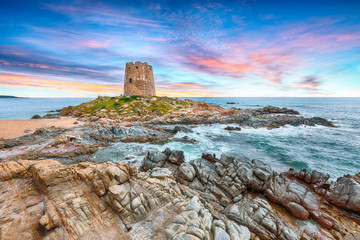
[123,61,156,96]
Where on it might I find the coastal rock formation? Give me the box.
[1,96,354,239]
[0,149,360,239]
[61,96,335,129]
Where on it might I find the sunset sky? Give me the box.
[0,0,359,97]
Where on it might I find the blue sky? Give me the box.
[0,0,359,97]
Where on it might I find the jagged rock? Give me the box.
[150,167,174,179]
[1,150,359,240]
[169,150,185,165]
[236,158,273,191]
[256,105,300,115]
[141,149,168,171]
[290,168,330,186]
[179,162,196,182]
[52,134,77,146]
[225,193,299,240]
[191,158,221,185]
[325,176,360,211]
[224,126,241,131]
[92,125,168,142]
[171,125,194,134]
[165,196,212,240]
[264,173,320,221]
[163,147,172,157]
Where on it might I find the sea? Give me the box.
[1,97,359,180]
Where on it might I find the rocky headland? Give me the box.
[1,96,359,240]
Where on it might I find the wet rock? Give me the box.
[169,150,185,165]
[224,126,241,131]
[201,153,218,163]
[171,125,194,134]
[141,149,168,171]
[163,147,172,156]
[31,114,41,119]
[42,113,60,119]
[92,125,168,142]
[236,158,273,191]
[326,176,360,211]
[256,105,300,115]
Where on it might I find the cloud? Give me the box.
[155,80,222,97]
[1,1,359,97]
[0,45,122,83]
[260,14,278,20]
[0,71,122,95]
[291,75,322,92]
[45,3,164,28]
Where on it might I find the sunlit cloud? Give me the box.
[0,1,359,97]
[291,75,321,91]
[0,72,122,94]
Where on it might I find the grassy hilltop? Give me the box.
[61,95,199,119]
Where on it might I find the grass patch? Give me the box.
[11,174,18,179]
[26,163,37,171]
[64,95,192,118]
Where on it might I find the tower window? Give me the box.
[129,78,132,84]
[136,66,138,69]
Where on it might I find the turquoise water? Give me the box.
[1,97,359,179]
[0,98,92,119]
[94,97,360,180]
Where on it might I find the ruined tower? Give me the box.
[123,61,156,96]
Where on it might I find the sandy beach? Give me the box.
[0,117,83,139]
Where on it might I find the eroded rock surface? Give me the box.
[0,150,359,240]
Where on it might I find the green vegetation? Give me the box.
[26,163,37,171]
[11,174,18,179]
[64,95,194,118]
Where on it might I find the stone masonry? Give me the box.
[123,61,156,96]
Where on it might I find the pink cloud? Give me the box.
[290,75,322,93]
[80,40,109,49]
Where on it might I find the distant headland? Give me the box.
[0,95,21,98]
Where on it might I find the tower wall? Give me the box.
[123,61,156,96]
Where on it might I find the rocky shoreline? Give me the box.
[1,149,359,239]
[1,96,359,240]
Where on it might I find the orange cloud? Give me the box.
[0,73,122,94]
[0,71,222,97]
[293,82,321,88]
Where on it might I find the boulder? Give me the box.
[179,162,196,182]
[141,149,168,171]
[31,114,41,119]
[326,176,360,211]
[169,150,185,165]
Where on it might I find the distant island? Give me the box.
[0,95,21,98]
